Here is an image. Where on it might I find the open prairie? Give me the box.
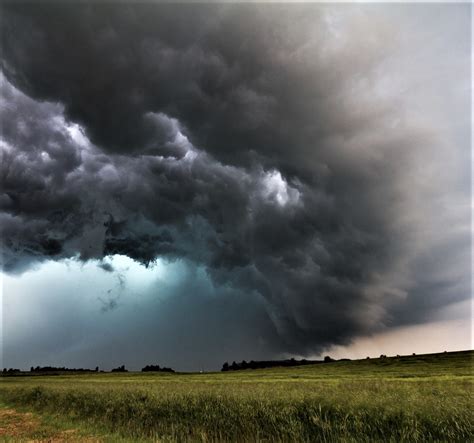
[0,351,472,442]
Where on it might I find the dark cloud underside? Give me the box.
[0,3,470,360]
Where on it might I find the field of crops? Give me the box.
[0,350,472,442]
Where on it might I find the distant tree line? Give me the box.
[1,363,175,376]
[221,352,438,372]
[141,364,175,373]
[30,366,100,373]
[1,366,100,376]
[2,368,21,375]
[221,356,340,371]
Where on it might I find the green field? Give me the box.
[0,351,472,442]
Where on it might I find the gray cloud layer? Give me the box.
[1,3,470,362]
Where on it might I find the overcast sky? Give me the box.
[1,2,471,371]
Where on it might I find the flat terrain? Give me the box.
[0,351,472,442]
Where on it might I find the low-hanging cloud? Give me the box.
[0,3,470,363]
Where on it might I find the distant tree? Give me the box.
[220,357,323,371]
[95,366,99,372]
[142,364,160,372]
[142,364,174,373]
[111,365,128,373]
[324,356,333,363]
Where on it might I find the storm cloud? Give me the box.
[0,3,470,366]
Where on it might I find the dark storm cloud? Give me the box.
[1,3,394,174]
[0,3,470,358]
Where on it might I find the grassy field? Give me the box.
[0,351,472,442]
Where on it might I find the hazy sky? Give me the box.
[1,2,471,371]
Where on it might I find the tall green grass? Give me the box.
[1,351,473,442]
